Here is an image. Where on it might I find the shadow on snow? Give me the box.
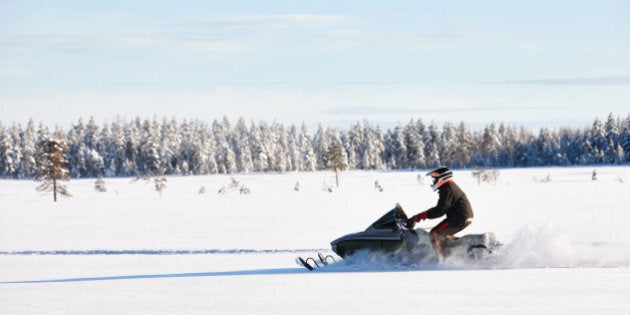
[1,263,407,284]
[0,268,317,284]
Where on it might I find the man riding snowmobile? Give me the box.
[407,167,474,256]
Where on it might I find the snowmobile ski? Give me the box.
[318,252,336,265]
[296,256,318,271]
[296,253,337,270]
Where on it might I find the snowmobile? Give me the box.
[331,203,500,260]
[297,204,501,270]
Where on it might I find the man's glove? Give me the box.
[406,211,428,229]
[413,212,428,222]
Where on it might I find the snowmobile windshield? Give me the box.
[371,207,408,230]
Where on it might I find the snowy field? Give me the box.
[1,167,630,314]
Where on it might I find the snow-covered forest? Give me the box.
[1,113,629,179]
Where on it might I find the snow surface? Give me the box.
[1,167,630,314]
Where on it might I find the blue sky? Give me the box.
[1,0,629,131]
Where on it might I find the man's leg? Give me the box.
[430,219,450,256]
[430,219,472,256]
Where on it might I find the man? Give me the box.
[407,167,474,256]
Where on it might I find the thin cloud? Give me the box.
[499,75,630,85]
[322,106,420,116]
[157,14,356,29]
[321,105,540,116]
[0,14,357,53]
[0,32,250,52]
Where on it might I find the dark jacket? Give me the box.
[426,181,473,225]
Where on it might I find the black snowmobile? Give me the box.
[330,203,500,260]
[297,204,500,270]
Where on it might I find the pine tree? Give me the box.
[405,119,426,169]
[273,123,290,172]
[20,119,37,178]
[440,122,458,168]
[135,119,168,196]
[590,118,607,164]
[160,118,180,175]
[480,123,501,166]
[605,113,620,163]
[0,123,16,178]
[312,125,328,170]
[620,116,630,162]
[287,125,302,171]
[234,117,253,173]
[10,124,23,178]
[538,127,561,165]
[346,122,363,169]
[391,125,407,169]
[249,121,268,172]
[299,123,317,171]
[425,123,441,168]
[35,135,71,202]
[361,121,385,170]
[325,143,347,187]
[455,122,473,168]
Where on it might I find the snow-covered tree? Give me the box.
[361,121,385,170]
[345,122,363,169]
[455,122,473,168]
[19,119,38,178]
[425,123,441,168]
[287,124,302,171]
[0,123,16,178]
[480,123,502,166]
[590,118,607,164]
[620,116,630,163]
[249,121,268,172]
[273,123,290,172]
[440,122,459,168]
[605,113,621,163]
[213,117,236,174]
[299,123,317,172]
[312,125,329,169]
[234,117,253,173]
[2,113,630,179]
[405,119,426,169]
[390,125,407,169]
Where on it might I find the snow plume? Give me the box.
[329,245,447,272]
[330,226,630,272]
[495,225,630,269]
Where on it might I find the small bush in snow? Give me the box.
[472,167,499,185]
[229,177,240,189]
[94,175,107,193]
[239,185,251,194]
[374,180,384,192]
[154,176,167,197]
[218,185,226,194]
[533,174,552,183]
[322,181,333,193]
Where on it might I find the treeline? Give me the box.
[1,113,629,179]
